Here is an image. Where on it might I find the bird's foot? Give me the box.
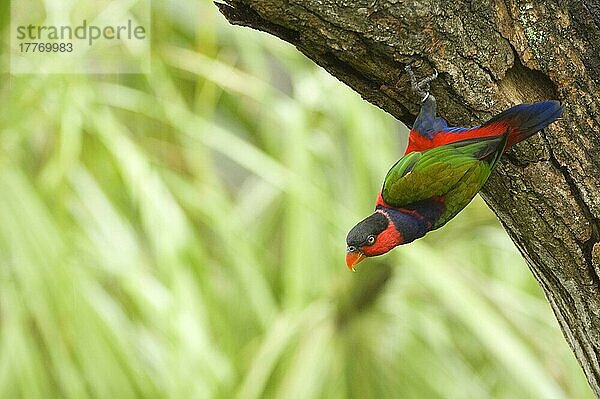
[405,65,438,102]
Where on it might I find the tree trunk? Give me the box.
[217,0,600,394]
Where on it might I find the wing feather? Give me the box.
[382,136,505,211]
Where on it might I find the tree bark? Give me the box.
[217,0,600,394]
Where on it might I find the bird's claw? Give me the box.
[405,65,438,102]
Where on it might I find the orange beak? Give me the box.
[346,251,366,272]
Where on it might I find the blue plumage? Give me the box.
[482,101,563,143]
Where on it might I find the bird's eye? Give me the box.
[367,235,376,245]
[347,246,356,253]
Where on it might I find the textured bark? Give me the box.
[217,0,600,393]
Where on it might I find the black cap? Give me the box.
[346,212,388,248]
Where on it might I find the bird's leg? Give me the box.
[405,65,438,102]
[406,65,444,135]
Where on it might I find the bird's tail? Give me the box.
[480,101,564,149]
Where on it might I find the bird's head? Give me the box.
[345,211,402,271]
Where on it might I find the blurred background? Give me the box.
[0,0,593,398]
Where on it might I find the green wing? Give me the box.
[382,135,507,227]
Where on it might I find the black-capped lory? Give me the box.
[345,67,564,270]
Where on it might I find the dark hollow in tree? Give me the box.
[217,0,600,394]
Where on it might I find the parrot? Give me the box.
[345,66,564,271]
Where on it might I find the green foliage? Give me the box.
[0,1,592,398]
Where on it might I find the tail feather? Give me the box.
[482,101,564,148]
